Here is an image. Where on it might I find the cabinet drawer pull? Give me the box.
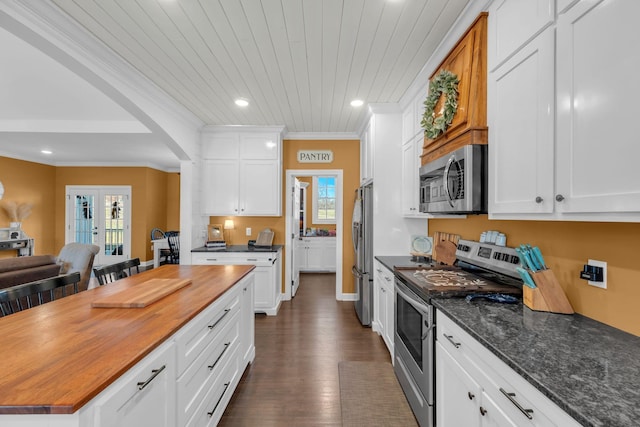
[208,308,231,330]
[443,334,461,348]
[384,276,392,282]
[206,258,218,261]
[136,365,166,391]
[499,388,534,419]
[207,382,231,417]
[468,392,475,400]
[246,258,258,262]
[208,342,231,370]
[479,406,487,416]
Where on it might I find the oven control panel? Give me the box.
[456,239,521,279]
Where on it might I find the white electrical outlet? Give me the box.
[587,259,607,289]
[246,227,252,236]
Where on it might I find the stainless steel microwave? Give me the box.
[419,144,487,214]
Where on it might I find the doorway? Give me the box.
[284,170,343,301]
[65,186,131,265]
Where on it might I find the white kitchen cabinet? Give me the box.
[436,310,581,427]
[240,277,255,367]
[488,27,555,215]
[191,249,282,315]
[92,339,176,427]
[489,0,640,221]
[487,0,554,71]
[372,260,394,356]
[297,237,336,272]
[436,342,483,427]
[401,133,430,217]
[555,0,640,214]
[201,127,283,216]
[360,121,373,183]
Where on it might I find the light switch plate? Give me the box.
[587,259,607,289]
[246,227,252,236]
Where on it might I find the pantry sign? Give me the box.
[297,150,334,163]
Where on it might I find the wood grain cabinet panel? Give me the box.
[421,13,488,165]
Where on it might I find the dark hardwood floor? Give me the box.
[219,273,391,426]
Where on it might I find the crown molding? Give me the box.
[284,132,359,140]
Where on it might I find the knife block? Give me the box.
[523,269,574,314]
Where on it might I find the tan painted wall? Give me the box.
[0,156,179,263]
[209,139,360,294]
[55,167,180,262]
[0,157,56,258]
[428,215,640,336]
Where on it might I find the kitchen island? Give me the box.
[433,298,640,427]
[0,264,255,426]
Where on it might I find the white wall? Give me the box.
[367,105,428,256]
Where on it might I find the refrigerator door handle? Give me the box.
[352,223,360,252]
[352,265,362,278]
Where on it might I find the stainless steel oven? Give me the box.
[394,278,434,427]
[419,144,487,214]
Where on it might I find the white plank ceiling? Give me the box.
[0,0,472,169]
[50,0,471,133]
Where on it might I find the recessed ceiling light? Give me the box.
[350,99,364,107]
[235,98,249,107]
[41,150,52,155]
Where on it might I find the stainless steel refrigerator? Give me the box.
[352,180,373,326]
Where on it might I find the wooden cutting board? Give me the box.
[434,241,458,266]
[92,278,192,308]
[432,231,460,263]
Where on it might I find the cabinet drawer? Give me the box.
[177,311,240,426]
[185,345,241,427]
[192,252,276,266]
[174,286,240,374]
[92,339,176,427]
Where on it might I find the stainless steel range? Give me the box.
[393,239,523,427]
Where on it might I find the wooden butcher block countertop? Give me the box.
[0,264,255,415]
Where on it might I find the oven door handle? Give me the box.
[396,283,434,342]
[421,320,435,341]
[395,281,430,317]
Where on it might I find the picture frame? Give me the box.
[207,224,224,241]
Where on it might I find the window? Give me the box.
[313,176,336,224]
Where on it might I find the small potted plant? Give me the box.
[1,201,33,229]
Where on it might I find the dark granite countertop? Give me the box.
[432,298,640,427]
[192,244,283,253]
[375,255,434,271]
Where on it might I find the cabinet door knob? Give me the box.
[535,196,543,203]
[480,406,487,416]
[555,194,565,202]
[468,392,475,400]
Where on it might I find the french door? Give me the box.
[66,186,131,265]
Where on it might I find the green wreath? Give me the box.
[421,69,459,139]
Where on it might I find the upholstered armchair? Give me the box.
[56,243,100,291]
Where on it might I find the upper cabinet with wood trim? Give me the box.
[421,13,488,165]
